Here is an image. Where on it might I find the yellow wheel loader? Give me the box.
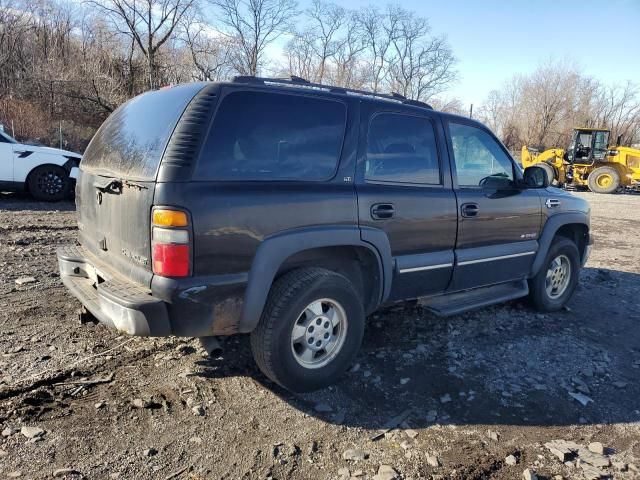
[521,128,640,193]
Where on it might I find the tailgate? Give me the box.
[77,171,156,287]
[76,83,206,287]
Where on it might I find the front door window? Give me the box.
[449,122,514,188]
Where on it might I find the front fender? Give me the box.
[530,212,590,276]
[14,152,77,183]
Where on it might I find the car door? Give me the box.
[446,119,543,291]
[356,104,457,301]
[0,131,16,182]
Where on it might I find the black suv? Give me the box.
[57,77,592,392]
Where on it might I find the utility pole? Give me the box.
[59,122,63,148]
[469,103,473,118]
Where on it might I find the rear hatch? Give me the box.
[77,83,205,287]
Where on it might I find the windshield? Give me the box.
[81,83,205,180]
[0,129,17,144]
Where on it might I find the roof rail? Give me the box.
[231,76,433,110]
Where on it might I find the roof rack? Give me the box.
[232,76,433,110]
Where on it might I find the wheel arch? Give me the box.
[530,213,590,276]
[238,225,393,333]
[24,161,75,193]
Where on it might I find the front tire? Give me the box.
[28,165,72,201]
[588,166,620,194]
[528,237,580,312]
[250,268,365,393]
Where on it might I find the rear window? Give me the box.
[81,83,204,180]
[195,90,346,181]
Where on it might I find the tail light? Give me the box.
[151,208,191,277]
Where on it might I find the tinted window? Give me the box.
[366,113,440,184]
[197,91,346,181]
[449,122,514,187]
[81,83,204,179]
[0,131,16,143]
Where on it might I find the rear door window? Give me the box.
[365,113,441,184]
[196,91,346,181]
[81,83,204,180]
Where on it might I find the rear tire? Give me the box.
[28,165,72,201]
[528,237,580,312]
[250,268,365,393]
[588,166,620,194]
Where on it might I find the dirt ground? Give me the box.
[0,190,639,480]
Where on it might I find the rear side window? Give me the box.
[366,113,440,184]
[196,91,346,181]
[81,83,204,180]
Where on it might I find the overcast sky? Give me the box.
[282,0,640,106]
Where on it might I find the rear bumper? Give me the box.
[57,245,171,336]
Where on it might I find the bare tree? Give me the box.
[182,9,235,81]
[478,60,640,150]
[87,0,197,89]
[284,2,365,87]
[0,0,34,86]
[329,11,366,88]
[209,0,298,76]
[430,96,465,115]
[355,5,456,100]
[384,6,455,101]
[284,31,317,80]
[305,0,345,82]
[357,6,393,93]
[594,81,640,144]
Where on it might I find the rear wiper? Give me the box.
[94,179,123,194]
[123,180,148,191]
[93,179,148,194]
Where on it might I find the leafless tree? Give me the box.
[209,0,298,76]
[430,96,465,115]
[304,0,345,82]
[593,81,640,144]
[356,6,393,93]
[182,9,235,81]
[384,6,455,101]
[284,2,366,87]
[329,11,366,88]
[478,61,640,150]
[0,0,34,93]
[284,31,317,80]
[87,0,198,89]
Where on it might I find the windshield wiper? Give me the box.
[123,180,148,191]
[94,179,123,194]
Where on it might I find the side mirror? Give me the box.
[523,166,550,188]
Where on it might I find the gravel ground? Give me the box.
[0,190,639,480]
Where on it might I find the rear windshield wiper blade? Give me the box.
[94,179,123,194]
[123,180,149,191]
[93,178,149,194]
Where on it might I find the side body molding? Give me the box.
[530,212,590,276]
[238,225,392,333]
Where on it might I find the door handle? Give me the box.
[371,203,395,219]
[461,203,479,218]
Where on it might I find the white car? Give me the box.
[0,129,82,201]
